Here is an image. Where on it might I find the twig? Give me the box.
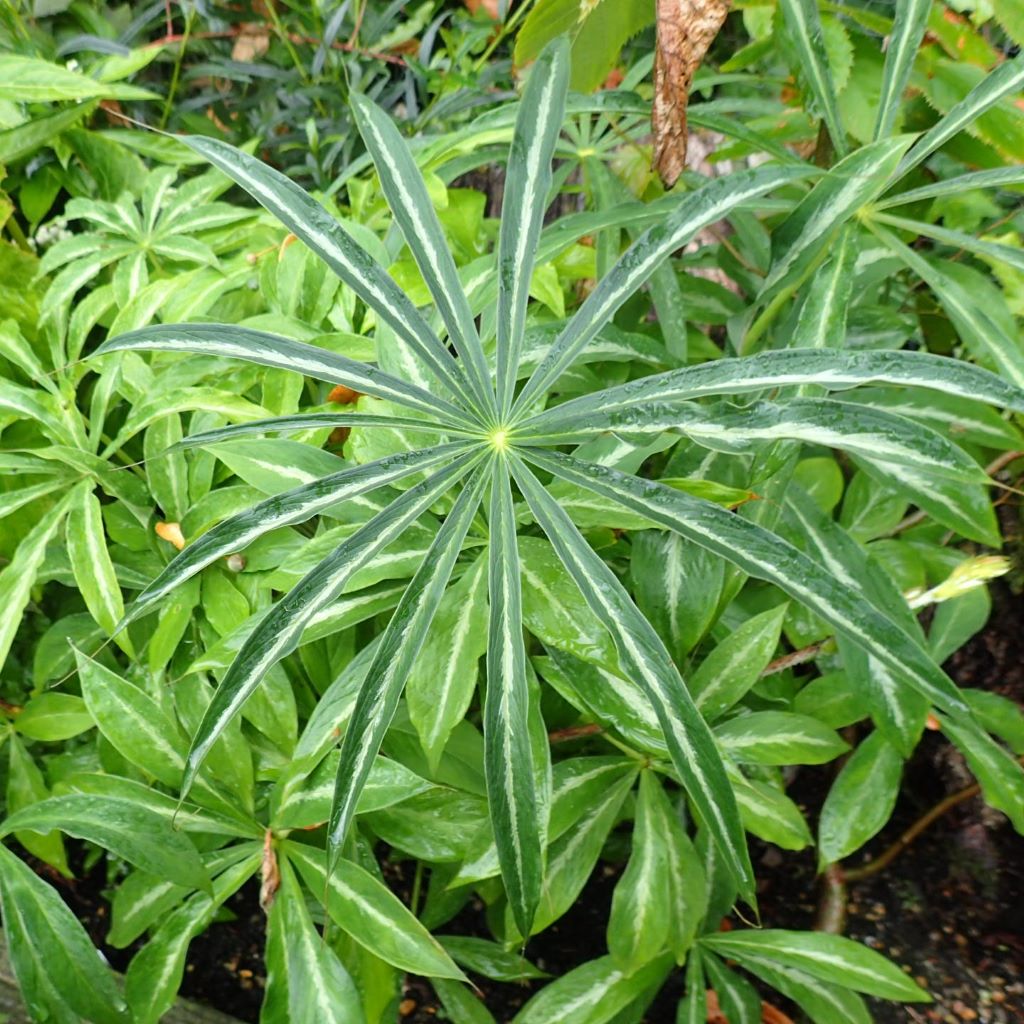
[761,639,832,677]
[548,722,603,744]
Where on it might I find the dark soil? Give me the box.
[14,584,1024,1023]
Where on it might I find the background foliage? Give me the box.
[1,1,1024,1022]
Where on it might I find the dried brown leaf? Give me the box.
[653,0,731,187]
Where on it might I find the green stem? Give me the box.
[410,859,425,917]
[741,282,798,354]
[159,6,194,130]
[4,216,32,252]
[474,0,539,71]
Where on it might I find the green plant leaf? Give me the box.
[715,711,849,766]
[0,54,156,101]
[13,692,93,742]
[701,930,929,1002]
[66,486,131,652]
[939,713,1024,833]
[6,735,69,877]
[1,794,210,892]
[76,649,189,787]
[607,771,672,972]
[483,458,545,936]
[873,0,931,139]
[520,348,1024,438]
[178,134,479,415]
[704,951,762,1024]
[169,411,469,451]
[899,52,1024,176]
[761,136,912,300]
[512,953,672,1024]
[327,462,487,870]
[185,450,480,800]
[872,223,1024,389]
[407,553,489,770]
[124,852,259,1024]
[96,323,477,428]
[872,210,1024,274]
[351,92,493,414]
[264,858,365,1024]
[287,843,466,980]
[433,979,499,1024]
[437,936,548,981]
[514,165,813,413]
[738,959,871,1024]
[523,450,965,715]
[778,0,849,155]
[818,730,903,864]
[496,36,570,415]
[511,456,756,907]
[120,443,466,630]
[689,605,787,721]
[0,491,74,675]
[0,844,129,1024]
[875,166,1024,208]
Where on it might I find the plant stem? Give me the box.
[159,4,193,130]
[410,859,424,917]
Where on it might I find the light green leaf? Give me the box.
[407,553,488,770]
[607,771,672,972]
[76,648,189,788]
[0,492,74,676]
[287,843,466,980]
[738,959,871,1024]
[1,794,210,892]
[7,735,69,877]
[123,853,258,1024]
[689,605,788,721]
[715,711,849,766]
[704,951,762,1024]
[513,953,672,1024]
[818,730,903,864]
[0,54,156,101]
[13,692,93,742]
[264,859,365,1024]
[632,531,724,663]
[940,713,1024,833]
[0,843,129,1024]
[66,486,130,651]
[701,930,929,1001]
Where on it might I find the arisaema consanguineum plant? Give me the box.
[92,35,1024,980]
